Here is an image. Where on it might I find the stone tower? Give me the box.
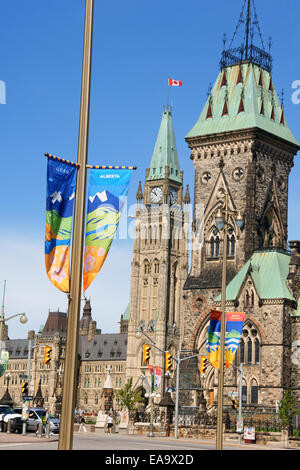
[126,106,189,395]
[181,2,300,410]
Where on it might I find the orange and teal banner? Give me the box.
[83,168,131,291]
[45,157,77,292]
[206,310,245,368]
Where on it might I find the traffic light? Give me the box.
[232,399,238,410]
[21,381,28,395]
[165,352,172,372]
[143,344,151,364]
[200,355,208,374]
[44,345,52,365]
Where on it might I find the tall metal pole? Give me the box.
[174,349,180,439]
[58,0,94,450]
[238,363,243,443]
[216,194,228,450]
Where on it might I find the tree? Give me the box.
[278,387,300,433]
[115,378,143,414]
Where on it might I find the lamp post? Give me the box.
[0,312,28,345]
[58,0,94,451]
[215,192,244,450]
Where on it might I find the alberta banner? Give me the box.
[83,169,132,290]
[45,157,77,292]
[206,310,245,368]
[0,350,9,377]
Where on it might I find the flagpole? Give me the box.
[58,0,94,450]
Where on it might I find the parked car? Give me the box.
[13,407,60,434]
[0,405,23,433]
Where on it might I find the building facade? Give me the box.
[1,3,300,422]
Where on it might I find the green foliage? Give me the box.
[115,378,143,412]
[278,387,300,429]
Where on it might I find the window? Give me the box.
[242,385,247,404]
[251,381,259,404]
[209,228,220,258]
[254,338,260,364]
[240,339,245,363]
[247,338,252,364]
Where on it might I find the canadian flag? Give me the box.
[168,78,183,87]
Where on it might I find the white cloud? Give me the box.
[0,235,132,339]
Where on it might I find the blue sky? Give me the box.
[1,0,300,338]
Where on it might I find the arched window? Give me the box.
[240,339,245,364]
[154,259,159,274]
[144,260,151,275]
[208,227,220,258]
[251,379,259,404]
[254,338,260,364]
[247,338,252,364]
[251,290,255,307]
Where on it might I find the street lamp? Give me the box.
[215,191,244,450]
[0,311,28,345]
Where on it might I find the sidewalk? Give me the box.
[0,432,59,444]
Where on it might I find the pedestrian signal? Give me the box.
[44,345,52,365]
[231,399,238,410]
[21,381,28,395]
[200,355,208,374]
[165,352,172,372]
[143,344,151,363]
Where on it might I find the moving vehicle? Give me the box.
[0,405,23,433]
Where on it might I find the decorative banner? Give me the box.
[83,169,131,290]
[206,310,245,369]
[154,366,161,392]
[45,158,77,292]
[0,350,9,377]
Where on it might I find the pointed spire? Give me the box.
[183,185,191,204]
[147,106,181,183]
[136,180,143,201]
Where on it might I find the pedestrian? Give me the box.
[79,414,87,433]
[41,411,47,435]
[106,413,114,434]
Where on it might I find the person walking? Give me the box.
[79,414,87,433]
[106,413,114,434]
[41,411,47,435]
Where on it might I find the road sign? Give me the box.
[228,392,239,397]
[23,396,33,401]
[19,374,29,379]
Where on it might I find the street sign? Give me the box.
[23,396,33,401]
[19,374,29,379]
[228,392,239,397]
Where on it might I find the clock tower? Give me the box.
[126,106,190,397]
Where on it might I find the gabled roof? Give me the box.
[147,106,181,183]
[187,63,299,148]
[215,249,295,302]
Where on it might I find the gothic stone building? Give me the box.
[0,300,129,414]
[1,4,300,422]
[126,6,300,419]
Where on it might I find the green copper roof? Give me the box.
[215,250,295,302]
[147,107,181,183]
[187,63,299,147]
[122,304,130,320]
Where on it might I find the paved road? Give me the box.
[0,431,289,452]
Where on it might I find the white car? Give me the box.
[0,405,22,432]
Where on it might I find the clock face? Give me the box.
[170,189,178,204]
[150,187,163,203]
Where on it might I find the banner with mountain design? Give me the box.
[45,158,77,292]
[0,350,9,377]
[83,169,131,290]
[206,310,245,368]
